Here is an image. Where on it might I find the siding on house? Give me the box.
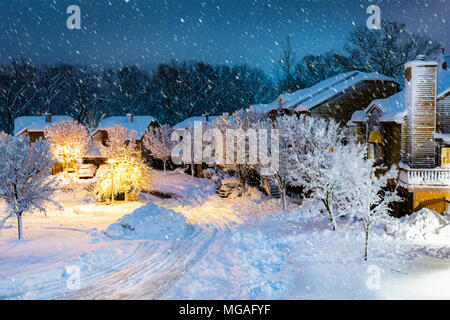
[437,91,450,133]
[404,62,438,168]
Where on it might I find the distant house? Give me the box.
[14,114,73,142]
[251,71,400,124]
[349,53,450,214]
[173,114,221,130]
[173,114,223,176]
[14,114,75,174]
[85,114,159,165]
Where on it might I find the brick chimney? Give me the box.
[203,113,209,124]
[126,113,133,123]
[403,55,438,168]
[44,113,52,123]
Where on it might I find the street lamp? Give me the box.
[107,159,116,204]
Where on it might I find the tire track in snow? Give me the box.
[8,241,159,300]
[56,228,217,300]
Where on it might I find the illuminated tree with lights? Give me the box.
[95,125,152,203]
[44,120,88,176]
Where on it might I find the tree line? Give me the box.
[277,20,442,93]
[0,60,276,134]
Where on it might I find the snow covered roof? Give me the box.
[173,116,221,130]
[434,132,450,144]
[349,110,368,123]
[350,69,450,124]
[93,115,158,140]
[374,92,406,124]
[249,103,275,113]
[444,54,450,66]
[251,71,398,114]
[84,142,105,158]
[14,115,73,136]
[437,69,450,98]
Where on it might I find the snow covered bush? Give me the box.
[95,125,152,202]
[44,120,88,175]
[340,144,400,260]
[142,124,174,173]
[0,136,58,239]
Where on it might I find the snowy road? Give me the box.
[58,229,217,300]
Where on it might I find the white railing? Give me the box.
[399,168,450,187]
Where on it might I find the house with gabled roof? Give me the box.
[349,53,450,214]
[173,114,221,130]
[14,114,73,143]
[251,71,400,124]
[85,114,159,165]
[14,114,76,174]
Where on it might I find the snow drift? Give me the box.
[105,202,190,241]
[393,209,450,243]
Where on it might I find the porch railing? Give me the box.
[399,167,450,187]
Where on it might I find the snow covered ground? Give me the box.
[1,171,450,300]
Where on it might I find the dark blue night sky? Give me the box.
[0,0,449,75]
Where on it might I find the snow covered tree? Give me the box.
[44,120,88,176]
[0,136,57,239]
[94,157,152,202]
[212,109,267,194]
[261,116,301,210]
[339,144,400,261]
[96,125,152,203]
[142,124,174,173]
[101,125,137,160]
[282,115,347,230]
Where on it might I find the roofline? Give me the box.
[365,100,385,114]
[89,127,146,140]
[405,60,438,68]
[438,87,450,99]
[16,128,28,136]
[14,115,74,136]
[91,117,159,139]
[294,78,400,112]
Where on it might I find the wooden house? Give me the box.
[14,114,73,143]
[14,114,75,174]
[85,114,159,166]
[251,71,400,124]
[349,54,450,214]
